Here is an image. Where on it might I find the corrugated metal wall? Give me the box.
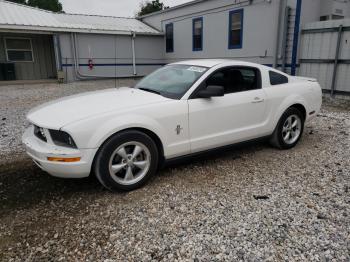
[299,20,350,94]
[59,33,165,82]
[0,33,56,80]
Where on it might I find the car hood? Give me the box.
[27,87,170,129]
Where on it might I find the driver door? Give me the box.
[188,66,267,153]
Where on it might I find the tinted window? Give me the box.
[206,67,260,94]
[269,71,289,85]
[193,18,203,51]
[165,23,174,53]
[229,9,243,49]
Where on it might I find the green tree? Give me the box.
[137,0,168,17]
[27,0,63,12]
[7,0,63,12]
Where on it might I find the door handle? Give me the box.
[252,97,264,103]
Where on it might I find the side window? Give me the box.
[269,71,289,85]
[206,67,260,94]
[206,71,225,87]
[228,9,243,49]
[165,23,174,53]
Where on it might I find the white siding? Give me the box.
[142,0,280,66]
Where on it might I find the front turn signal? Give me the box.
[47,157,81,162]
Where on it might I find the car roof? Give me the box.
[170,59,265,68]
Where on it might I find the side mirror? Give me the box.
[197,85,224,98]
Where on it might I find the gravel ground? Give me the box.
[0,81,349,261]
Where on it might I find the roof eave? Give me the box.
[0,24,163,36]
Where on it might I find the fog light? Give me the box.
[47,157,81,162]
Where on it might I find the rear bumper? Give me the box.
[22,126,97,178]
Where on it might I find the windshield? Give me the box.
[135,64,208,99]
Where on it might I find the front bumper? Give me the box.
[22,125,97,178]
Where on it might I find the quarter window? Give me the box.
[269,71,289,85]
[228,9,243,49]
[5,38,33,62]
[206,67,260,94]
[165,23,174,53]
[193,17,203,51]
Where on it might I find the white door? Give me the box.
[188,67,267,153]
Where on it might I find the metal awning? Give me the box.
[0,0,162,35]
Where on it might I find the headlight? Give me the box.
[49,130,77,148]
[34,125,47,142]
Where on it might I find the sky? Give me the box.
[59,0,192,17]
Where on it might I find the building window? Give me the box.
[193,17,203,51]
[165,23,174,53]
[5,38,33,62]
[331,15,344,20]
[228,9,243,49]
[320,15,329,21]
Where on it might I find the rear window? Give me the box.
[269,71,289,85]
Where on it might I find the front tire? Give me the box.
[94,130,159,191]
[270,107,304,149]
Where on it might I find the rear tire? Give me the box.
[270,107,304,149]
[94,130,159,191]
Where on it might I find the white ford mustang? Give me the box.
[23,60,322,191]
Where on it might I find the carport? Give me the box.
[0,0,164,83]
[0,32,57,82]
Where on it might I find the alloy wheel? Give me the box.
[282,114,302,145]
[108,141,151,186]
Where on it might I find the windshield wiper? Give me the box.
[138,87,161,95]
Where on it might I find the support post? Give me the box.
[131,32,137,76]
[331,25,343,97]
[273,0,284,68]
[291,0,302,76]
[281,6,290,72]
[53,34,62,71]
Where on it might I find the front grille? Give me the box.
[33,125,47,142]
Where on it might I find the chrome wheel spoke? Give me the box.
[133,160,147,170]
[132,145,143,159]
[283,131,291,141]
[124,166,134,181]
[292,119,298,128]
[111,163,126,173]
[117,147,128,160]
